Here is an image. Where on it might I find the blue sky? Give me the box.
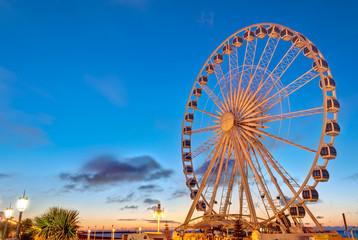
[0,0,357,230]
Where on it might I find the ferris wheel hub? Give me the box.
[220,112,235,131]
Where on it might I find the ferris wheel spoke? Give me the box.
[190,125,221,134]
[201,85,227,112]
[184,136,227,225]
[246,134,289,207]
[230,130,258,224]
[194,108,221,119]
[241,107,324,124]
[239,37,280,112]
[214,63,230,99]
[238,130,289,226]
[207,134,231,214]
[190,131,222,159]
[243,126,316,153]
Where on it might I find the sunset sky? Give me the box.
[0,0,357,231]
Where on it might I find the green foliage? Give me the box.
[34,206,80,240]
[21,218,38,240]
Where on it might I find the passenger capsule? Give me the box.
[280,28,293,41]
[183,126,191,135]
[205,64,215,75]
[223,43,233,55]
[319,76,336,92]
[186,178,196,188]
[188,100,197,109]
[313,59,329,73]
[190,190,198,200]
[292,34,307,48]
[327,97,340,113]
[325,120,340,136]
[268,26,280,38]
[243,29,255,42]
[303,45,319,59]
[255,26,267,39]
[302,187,319,202]
[214,53,223,64]
[313,166,329,182]
[199,75,208,86]
[232,36,243,47]
[182,152,191,161]
[289,204,305,218]
[185,113,194,122]
[182,139,191,148]
[320,143,337,160]
[196,200,206,211]
[184,165,193,174]
[193,87,202,97]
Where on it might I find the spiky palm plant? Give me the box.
[34,206,80,240]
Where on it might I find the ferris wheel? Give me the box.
[181,23,339,232]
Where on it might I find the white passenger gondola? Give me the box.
[320,143,337,160]
[302,186,319,202]
[313,166,329,182]
[327,97,340,113]
[255,26,267,39]
[313,58,329,73]
[214,53,223,64]
[268,26,280,38]
[188,100,197,109]
[232,36,243,47]
[182,139,191,148]
[325,120,340,136]
[280,28,293,41]
[183,126,191,135]
[292,34,307,48]
[196,201,206,211]
[289,204,305,218]
[185,113,194,122]
[243,29,255,42]
[199,75,208,85]
[193,87,202,97]
[182,152,191,161]
[319,76,336,91]
[223,43,233,55]
[303,45,319,59]
[186,178,196,188]
[184,165,193,174]
[190,190,198,200]
[205,64,215,74]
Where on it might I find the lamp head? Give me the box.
[17,196,28,212]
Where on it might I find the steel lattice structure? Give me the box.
[181,23,339,233]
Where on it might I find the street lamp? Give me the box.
[152,204,165,233]
[2,204,13,240]
[111,225,115,240]
[15,191,28,240]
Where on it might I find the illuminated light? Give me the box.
[5,207,13,219]
[152,212,157,218]
[161,212,165,218]
[17,197,28,212]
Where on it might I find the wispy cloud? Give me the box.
[107,192,135,203]
[169,189,188,200]
[60,155,173,191]
[343,173,358,180]
[0,173,9,179]
[138,184,163,192]
[117,218,138,221]
[196,11,214,27]
[120,205,138,211]
[0,67,53,147]
[86,75,128,107]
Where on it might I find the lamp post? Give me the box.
[101,226,104,240]
[152,204,165,233]
[94,225,97,240]
[87,227,91,240]
[2,204,13,240]
[111,225,115,240]
[15,191,28,240]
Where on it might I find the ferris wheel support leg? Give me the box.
[183,136,226,226]
[230,131,258,226]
